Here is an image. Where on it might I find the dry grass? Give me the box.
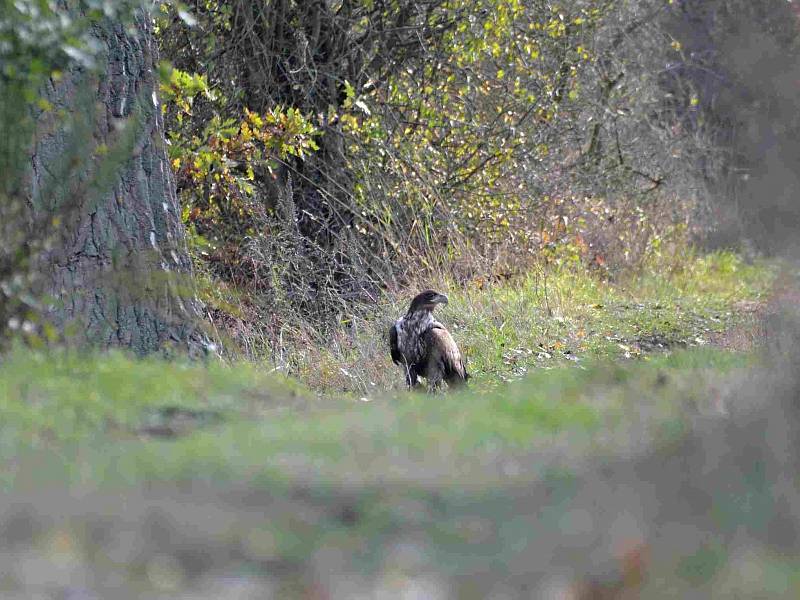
[205,249,774,396]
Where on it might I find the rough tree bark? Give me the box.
[29,9,206,355]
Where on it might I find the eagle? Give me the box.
[389,290,469,390]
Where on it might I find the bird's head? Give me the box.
[409,290,449,313]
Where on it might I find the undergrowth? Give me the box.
[246,249,774,395]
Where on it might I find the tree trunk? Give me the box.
[29,9,207,355]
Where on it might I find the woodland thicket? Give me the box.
[155,0,800,353]
[2,0,799,355]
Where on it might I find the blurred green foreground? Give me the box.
[1,254,798,598]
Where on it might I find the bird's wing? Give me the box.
[425,325,468,382]
[389,322,403,365]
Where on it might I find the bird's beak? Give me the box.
[436,294,449,305]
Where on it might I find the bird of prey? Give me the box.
[390,290,469,390]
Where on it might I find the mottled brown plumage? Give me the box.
[390,290,468,390]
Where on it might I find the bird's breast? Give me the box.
[396,313,435,364]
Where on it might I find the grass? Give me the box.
[0,347,734,488]
[292,250,773,394]
[0,345,782,596]
[0,249,790,597]
[0,250,772,490]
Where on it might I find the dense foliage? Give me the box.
[2,0,798,354]
[149,0,796,359]
[155,2,662,336]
